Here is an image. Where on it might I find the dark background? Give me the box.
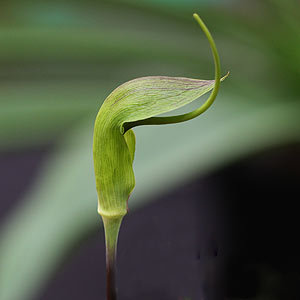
[1,143,299,299]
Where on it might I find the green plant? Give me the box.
[93,13,227,299]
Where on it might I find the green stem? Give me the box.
[102,216,123,300]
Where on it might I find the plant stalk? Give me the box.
[102,216,123,300]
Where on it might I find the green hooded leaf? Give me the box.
[93,75,220,216]
[99,76,218,127]
[93,14,227,219]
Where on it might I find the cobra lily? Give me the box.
[93,13,228,300]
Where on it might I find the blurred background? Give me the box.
[0,0,300,299]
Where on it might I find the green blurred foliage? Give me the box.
[0,0,300,299]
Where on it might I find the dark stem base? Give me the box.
[106,253,117,300]
[102,216,124,300]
